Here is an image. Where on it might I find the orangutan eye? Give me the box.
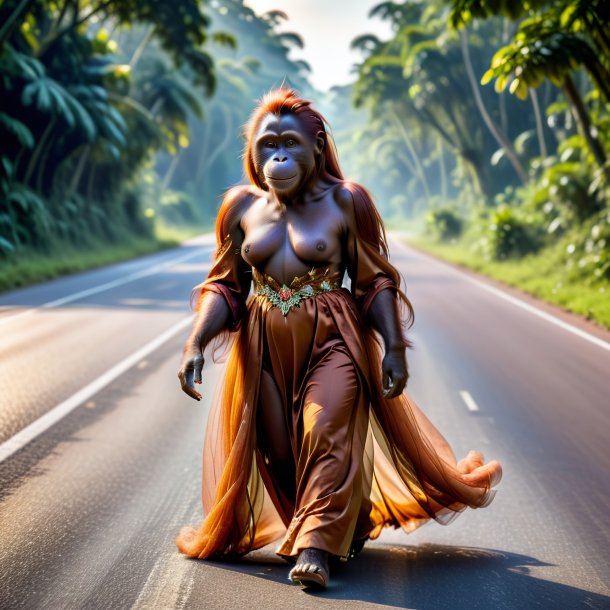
[285,139,297,147]
[264,140,276,149]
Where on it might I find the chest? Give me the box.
[241,198,344,266]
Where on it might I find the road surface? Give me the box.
[1,233,609,609]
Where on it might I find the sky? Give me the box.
[245,0,392,92]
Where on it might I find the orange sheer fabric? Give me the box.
[176,209,502,560]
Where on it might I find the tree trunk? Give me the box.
[129,25,154,70]
[0,0,34,45]
[44,0,76,50]
[38,0,112,55]
[160,150,181,192]
[395,149,417,175]
[128,26,155,98]
[588,12,610,61]
[194,107,216,191]
[150,98,164,118]
[461,149,495,202]
[35,135,55,192]
[498,91,508,136]
[23,118,56,186]
[86,165,96,201]
[581,57,610,102]
[437,137,447,200]
[66,144,91,200]
[529,89,547,158]
[562,74,607,169]
[498,17,511,135]
[204,105,235,170]
[460,28,529,184]
[389,105,431,205]
[418,105,457,149]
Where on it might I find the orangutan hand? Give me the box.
[178,343,205,401]
[381,348,409,398]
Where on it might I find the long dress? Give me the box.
[176,205,501,561]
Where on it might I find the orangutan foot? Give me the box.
[280,554,296,565]
[288,548,329,589]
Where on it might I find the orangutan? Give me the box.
[177,88,502,589]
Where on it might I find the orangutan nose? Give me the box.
[273,155,288,163]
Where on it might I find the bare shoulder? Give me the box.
[217,185,262,237]
[220,184,261,215]
[332,180,376,231]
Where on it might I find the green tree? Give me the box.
[0,0,218,254]
[353,2,533,201]
[449,0,609,169]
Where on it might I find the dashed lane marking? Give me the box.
[459,390,480,413]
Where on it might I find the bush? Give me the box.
[157,190,201,225]
[486,205,543,260]
[564,209,610,283]
[529,136,604,223]
[425,206,463,242]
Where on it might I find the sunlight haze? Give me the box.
[245,0,392,91]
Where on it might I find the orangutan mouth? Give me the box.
[265,175,297,181]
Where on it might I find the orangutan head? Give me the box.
[243,88,344,195]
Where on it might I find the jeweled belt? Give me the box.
[253,266,342,315]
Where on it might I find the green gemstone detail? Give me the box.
[257,279,337,315]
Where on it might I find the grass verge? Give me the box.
[0,237,175,293]
[0,222,211,294]
[402,233,610,332]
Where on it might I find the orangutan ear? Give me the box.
[315,135,325,156]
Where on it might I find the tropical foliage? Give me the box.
[156,1,313,220]
[350,0,610,294]
[2,0,609,317]
[0,0,311,269]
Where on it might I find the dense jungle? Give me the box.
[1,0,609,326]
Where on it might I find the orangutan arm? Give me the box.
[337,182,410,398]
[366,289,410,397]
[178,186,254,401]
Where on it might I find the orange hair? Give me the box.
[243,88,343,189]
[211,88,415,344]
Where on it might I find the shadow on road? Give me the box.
[211,542,610,609]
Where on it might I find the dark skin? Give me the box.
[178,112,409,586]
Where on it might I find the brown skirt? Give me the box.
[176,266,502,560]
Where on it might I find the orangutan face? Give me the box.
[253,113,323,196]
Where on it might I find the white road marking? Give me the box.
[0,314,194,463]
[459,390,480,412]
[390,236,610,353]
[131,552,194,610]
[0,247,208,326]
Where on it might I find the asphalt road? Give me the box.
[0,233,609,610]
